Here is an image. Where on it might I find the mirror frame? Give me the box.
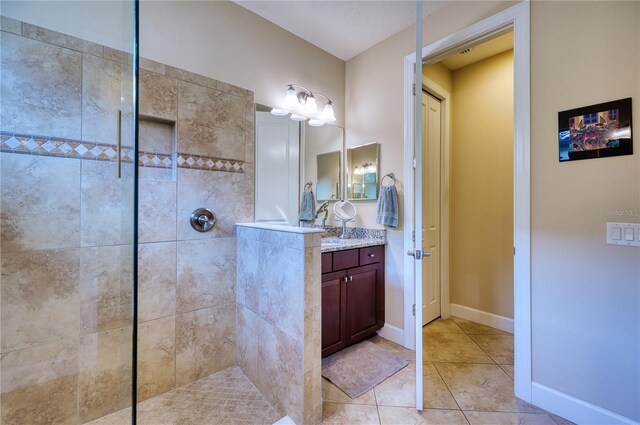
[346,142,380,201]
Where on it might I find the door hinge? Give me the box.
[412,157,416,168]
[412,230,415,242]
[514,246,516,255]
[412,83,416,96]
[412,304,416,316]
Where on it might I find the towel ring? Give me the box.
[303,181,313,192]
[381,173,396,187]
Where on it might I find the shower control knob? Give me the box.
[190,208,216,232]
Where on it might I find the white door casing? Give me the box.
[422,92,442,326]
[255,111,300,225]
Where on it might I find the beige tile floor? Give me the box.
[86,366,280,425]
[86,317,575,425]
[322,317,576,425]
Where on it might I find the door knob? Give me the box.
[407,249,430,260]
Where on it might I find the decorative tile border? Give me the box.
[0,132,244,173]
[176,153,245,173]
[139,150,173,169]
[0,133,134,162]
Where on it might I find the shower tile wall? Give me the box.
[236,226,322,424]
[0,16,254,424]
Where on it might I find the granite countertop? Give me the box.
[319,226,387,253]
[321,237,386,253]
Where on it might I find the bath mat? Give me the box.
[321,340,409,398]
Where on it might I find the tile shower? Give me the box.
[0,15,273,424]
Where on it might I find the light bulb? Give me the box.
[284,85,297,109]
[308,119,324,127]
[305,94,318,114]
[271,108,289,116]
[321,101,336,122]
[290,114,307,121]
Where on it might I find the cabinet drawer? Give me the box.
[359,245,384,266]
[321,253,333,274]
[332,249,359,271]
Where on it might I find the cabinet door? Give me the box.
[321,270,347,357]
[346,263,383,344]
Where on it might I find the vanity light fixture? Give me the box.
[305,93,318,114]
[271,84,336,126]
[271,108,289,116]
[322,101,336,123]
[284,85,298,109]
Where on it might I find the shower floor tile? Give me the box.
[86,366,280,425]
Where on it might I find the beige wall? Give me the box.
[1,0,346,127]
[347,1,639,421]
[531,2,639,421]
[0,1,132,51]
[423,62,452,93]
[449,50,514,319]
[141,1,345,127]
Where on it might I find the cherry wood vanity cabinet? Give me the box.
[321,244,385,357]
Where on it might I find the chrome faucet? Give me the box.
[315,201,330,228]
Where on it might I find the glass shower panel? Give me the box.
[0,1,137,424]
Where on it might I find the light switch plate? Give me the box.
[607,222,640,247]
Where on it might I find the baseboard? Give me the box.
[377,323,404,346]
[450,303,514,334]
[532,382,639,425]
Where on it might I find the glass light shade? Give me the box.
[284,86,298,108]
[321,101,336,122]
[305,94,318,114]
[271,108,289,116]
[290,114,307,121]
[308,119,324,127]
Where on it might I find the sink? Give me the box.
[321,238,346,246]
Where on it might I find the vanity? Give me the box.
[321,239,385,357]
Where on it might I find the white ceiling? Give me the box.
[439,31,513,70]
[234,1,451,61]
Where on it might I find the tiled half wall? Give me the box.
[0,16,254,424]
[236,226,322,425]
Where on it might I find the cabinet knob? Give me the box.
[343,276,348,283]
[349,276,353,282]
[368,253,375,258]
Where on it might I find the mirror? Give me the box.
[316,151,341,201]
[253,104,345,225]
[346,142,379,200]
[253,105,301,225]
[333,200,356,221]
[303,121,344,202]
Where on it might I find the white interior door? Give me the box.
[255,112,300,225]
[422,92,442,326]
